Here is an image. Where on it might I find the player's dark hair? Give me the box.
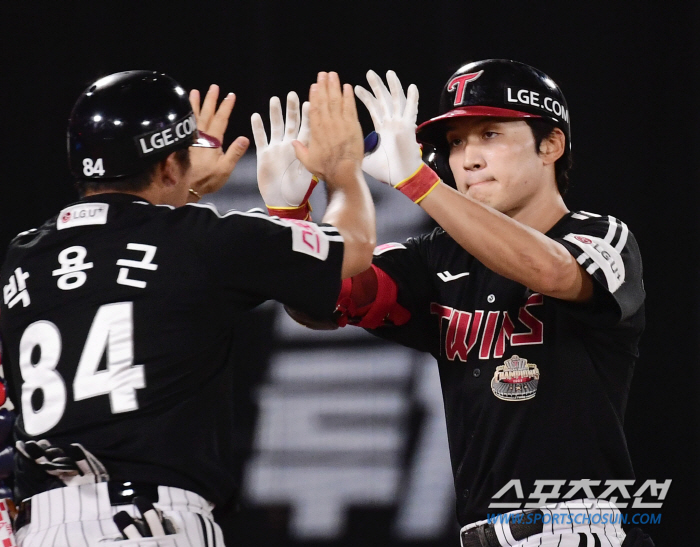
[75,148,191,197]
[525,118,572,195]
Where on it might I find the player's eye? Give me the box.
[447,137,463,147]
[483,131,499,139]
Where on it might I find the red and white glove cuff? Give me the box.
[266,202,312,221]
[266,177,319,221]
[395,163,441,203]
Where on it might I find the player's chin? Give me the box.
[465,186,493,204]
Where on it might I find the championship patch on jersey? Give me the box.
[491,355,540,401]
[57,203,109,230]
[287,219,331,260]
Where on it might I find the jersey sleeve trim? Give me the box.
[185,202,343,240]
[562,215,629,293]
[373,243,407,256]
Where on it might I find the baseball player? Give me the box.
[0,69,374,545]
[288,60,651,546]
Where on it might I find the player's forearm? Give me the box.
[322,162,376,279]
[420,184,591,301]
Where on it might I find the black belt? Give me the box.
[15,481,159,531]
[461,510,544,547]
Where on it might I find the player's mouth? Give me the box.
[466,178,496,189]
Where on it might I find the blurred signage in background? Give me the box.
[210,155,459,544]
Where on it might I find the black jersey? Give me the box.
[0,193,344,504]
[369,211,645,525]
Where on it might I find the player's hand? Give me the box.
[16,439,109,486]
[251,92,318,211]
[355,70,423,186]
[187,85,250,197]
[292,72,364,185]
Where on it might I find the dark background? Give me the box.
[3,2,699,545]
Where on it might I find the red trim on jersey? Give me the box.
[334,265,410,328]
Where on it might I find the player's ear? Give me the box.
[159,152,184,188]
[539,127,566,165]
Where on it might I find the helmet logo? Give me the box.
[136,113,197,157]
[447,70,484,106]
[506,88,569,123]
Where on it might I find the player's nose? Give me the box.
[462,144,485,171]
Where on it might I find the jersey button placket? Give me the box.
[472,368,480,378]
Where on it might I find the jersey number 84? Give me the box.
[18,301,145,435]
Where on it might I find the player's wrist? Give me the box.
[265,176,318,221]
[394,163,441,203]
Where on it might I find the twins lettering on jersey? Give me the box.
[431,293,544,362]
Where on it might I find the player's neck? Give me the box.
[82,189,159,204]
[82,168,187,207]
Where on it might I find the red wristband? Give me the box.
[395,163,441,203]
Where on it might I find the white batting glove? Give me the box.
[355,70,423,186]
[356,70,441,203]
[252,92,318,220]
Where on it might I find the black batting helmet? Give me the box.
[68,70,219,180]
[417,59,571,187]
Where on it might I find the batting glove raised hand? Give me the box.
[356,71,441,203]
[16,439,109,486]
[252,92,318,220]
[355,70,423,185]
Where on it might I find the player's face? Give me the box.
[446,117,550,216]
